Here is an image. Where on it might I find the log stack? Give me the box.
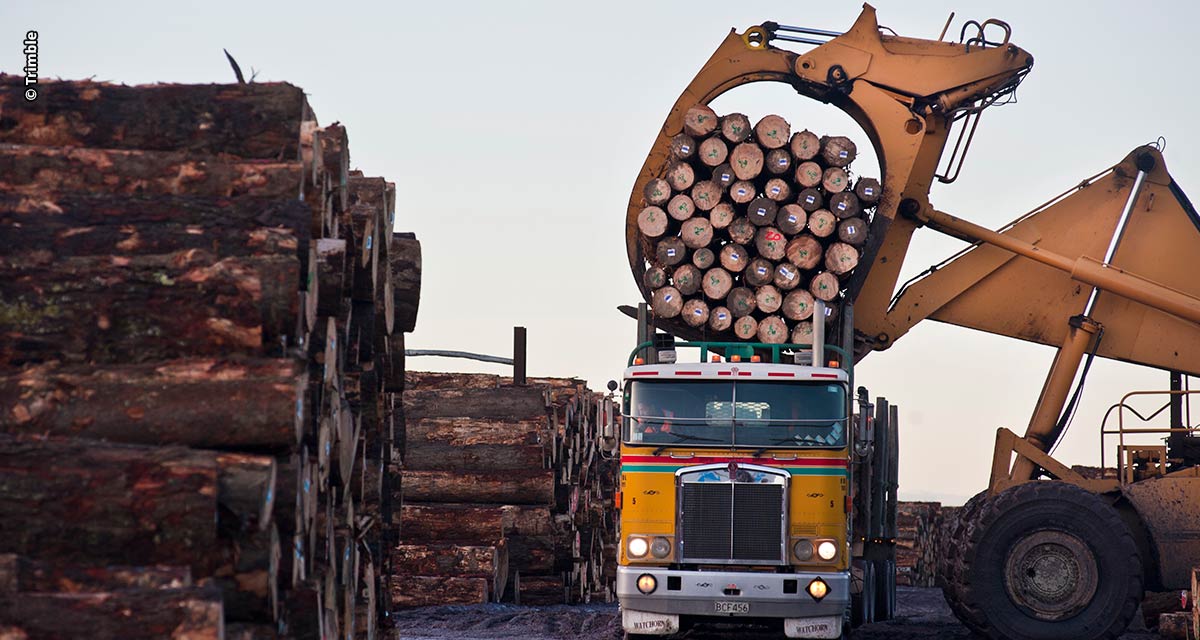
[0,75,422,639]
[391,372,618,608]
[893,502,944,587]
[635,106,881,345]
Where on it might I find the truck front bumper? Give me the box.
[616,565,850,620]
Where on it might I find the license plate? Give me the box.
[714,601,750,614]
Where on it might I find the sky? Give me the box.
[5,0,1200,504]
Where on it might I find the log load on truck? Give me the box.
[614,4,1200,640]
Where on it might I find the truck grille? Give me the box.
[679,471,786,563]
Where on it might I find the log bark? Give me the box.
[516,575,566,606]
[679,218,713,249]
[401,470,555,505]
[785,235,823,270]
[855,177,882,204]
[399,505,510,545]
[744,258,775,287]
[689,181,722,212]
[0,555,192,593]
[790,130,820,160]
[709,307,733,332]
[795,161,823,188]
[837,218,868,246]
[774,263,802,291]
[697,137,728,167]
[782,290,816,321]
[720,113,752,143]
[776,205,807,235]
[665,161,695,192]
[643,178,671,206]
[757,316,788,344]
[691,247,715,270]
[0,435,219,573]
[718,244,748,273]
[683,105,719,137]
[0,358,306,451]
[0,251,298,365]
[755,227,787,260]
[672,264,701,296]
[402,387,547,421]
[666,194,694,221]
[655,237,686,266]
[1158,612,1191,639]
[808,210,837,238]
[315,238,346,318]
[0,143,303,198]
[390,575,489,608]
[821,136,857,167]
[709,203,735,229]
[726,287,757,318]
[402,417,547,472]
[390,232,422,334]
[0,587,225,639]
[729,143,764,180]
[0,78,307,159]
[825,243,860,275]
[682,299,710,328]
[226,623,279,640]
[755,286,783,314]
[809,272,841,301]
[733,315,759,340]
[765,149,792,176]
[0,193,307,262]
[753,115,790,149]
[702,268,733,300]
[669,134,696,160]
[651,286,683,318]
[216,524,281,622]
[391,545,507,599]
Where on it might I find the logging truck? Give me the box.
[619,5,1200,640]
[610,306,897,639]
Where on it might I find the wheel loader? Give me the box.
[618,5,1200,639]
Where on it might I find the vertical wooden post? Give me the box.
[513,327,527,385]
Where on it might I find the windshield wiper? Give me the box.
[747,436,804,458]
[652,432,722,456]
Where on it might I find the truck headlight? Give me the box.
[817,540,838,561]
[650,537,671,559]
[628,536,649,558]
[793,539,814,561]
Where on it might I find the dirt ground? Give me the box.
[390,587,1162,639]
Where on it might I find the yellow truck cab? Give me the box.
[609,312,898,639]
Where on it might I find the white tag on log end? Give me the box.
[839,150,848,159]
[788,215,798,224]
[718,312,727,320]
[757,267,768,275]
[694,309,703,316]
[681,145,690,153]
[666,249,676,257]
[864,187,875,196]
[806,196,816,205]
[664,294,673,302]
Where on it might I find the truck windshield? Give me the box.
[623,380,847,449]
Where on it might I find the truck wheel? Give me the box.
[954,481,1143,640]
[939,490,989,633]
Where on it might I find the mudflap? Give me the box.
[784,615,843,639]
[622,609,680,636]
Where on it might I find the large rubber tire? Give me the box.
[938,490,990,632]
[953,481,1143,640]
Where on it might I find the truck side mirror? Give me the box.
[598,396,619,453]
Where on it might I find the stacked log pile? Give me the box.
[893,502,944,587]
[391,372,618,608]
[0,75,422,639]
[635,106,881,344]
